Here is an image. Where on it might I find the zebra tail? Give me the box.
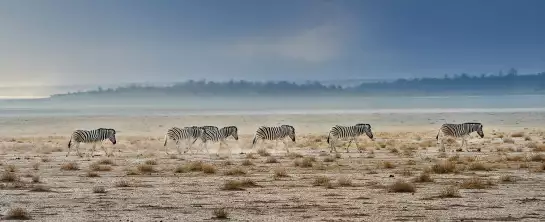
[327,132,331,144]
[436,129,441,141]
[252,136,257,145]
[163,135,168,146]
[68,139,72,148]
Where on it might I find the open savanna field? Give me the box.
[1,113,545,221]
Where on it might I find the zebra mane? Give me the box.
[97,128,115,132]
[355,123,371,129]
[463,122,482,126]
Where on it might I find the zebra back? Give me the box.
[254,125,296,143]
[69,128,117,147]
[437,122,484,139]
[220,126,239,140]
[328,124,373,143]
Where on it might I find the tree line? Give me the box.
[51,69,545,98]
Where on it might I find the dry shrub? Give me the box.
[30,184,50,192]
[213,208,229,219]
[468,162,492,171]
[413,172,433,183]
[61,162,79,171]
[245,153,257,159]
[224,167,247,176]
[530,154,545,162]
[32,162,40,171]
[93,186,106,193]
[519,163,529,169]
[89,163,112,172]
[524,136,532,141]
[241,159,254,166]
[257,148,270,157]
[1,172,19,182]
[388,180,415,193]
[335,153,342,159]
[400,168,413,176]
[389,148,399,154]
[460,177,495,189]
[98,158,114,165]
[287,152,303,159]
[439,186,461,198]
[222,179,258,190]
[273,168,289,179]
[144,159,158,165]
[41,157,50,162]
[419,140,434,148]
[5,207,30,220]
[506,155,526,161]
[87,171,100,177]
[511,132,525,138]
[201,164,216,174]
[503,137,515,144]
[337,177,352,187]
[137,164,155,173]
[532,143,545,152]
[406,159,417,165]
[31,175,40,183]
[313,176,333,188]
[175,162,216,174]
[500,175,516,183]
[294,157,314,168]
[382,161,396,169]
[322,156,335,162]
[5,165,17,172]
[265,156,278,163]
[115,179,131,187]
[431,160,456,174]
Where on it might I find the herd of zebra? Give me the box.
[65,122,485,157]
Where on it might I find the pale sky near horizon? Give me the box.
[1,0,544,87]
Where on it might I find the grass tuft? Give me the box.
[5,207,31,220]
[213,208,229,219]
[388,180,416,193]
[60,162,79,171]
[438,186,461,198]
[93,186,107,193]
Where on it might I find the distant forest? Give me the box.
[52,69,545,98]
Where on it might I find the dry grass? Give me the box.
[224,167,247,176]
[86,171,100,177]
[93,186,107,193]
[313,176,333,188]
[30,184,50,192]
[388,180,416,193]
[503,137,515,144]
[382,161,396,169]
[257,148,270,157]
[531,143,545,152]
[144,159,158,165]
[31,175,40,183]
[5,164,17,172]
[241,159,254,166]
[287,152,303,159]
[322,156,335,162]
[460,177,495,189]
[500,175,516,183]
[137,164,155,173]
[89,163,112,171]
[222,179,258,191]
[213,208,229,219]
[530,154,545,162]
[506,155,526,161]
[265,156,278,163]
[438,186,461,198]
[1,171,19,182]
[511,132,525,138]
[273,168,289,179]
[245,153,257,159]
[98,158,114,165]
[431,160,456,174]
[337,176,352,187]
[413,172,433,183]
[4,207,31,220]
[32,162,40,171]
[61,162,79,171]
[294,157,315,168]
[115,179,131,187]
[468,162,492,171]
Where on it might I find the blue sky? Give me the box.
[1,0,544,87]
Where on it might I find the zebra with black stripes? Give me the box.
[327,123,375,153]
[436,122,484,152]
[163,126,203,155]
[192,126,239,156]
[67,128,117,157]
[251,125,296,153]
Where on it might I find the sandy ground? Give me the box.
[1,113,545,221]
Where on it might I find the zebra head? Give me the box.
[474,123,484,138]
[356,123,374,140]
[282,125,296,142]
[99,128,117,145]
[222,126,239,140]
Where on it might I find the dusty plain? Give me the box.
[1,112,545,221]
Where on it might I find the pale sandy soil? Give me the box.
[1,113,545,221]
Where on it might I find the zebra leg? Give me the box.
[66,140,73,157]
[75,142,83,157]
[346,138,354,153]
[89,142,97,157]
[176,140,183,155]
[439,137,446,152]
[101,144,109,157]
[221,140,231,158]
[282,139,290,153]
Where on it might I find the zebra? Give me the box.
[251,125,296,153]
[327,123,374,153]
[192,126,239,156]
[436,122,484,152]
[67,128,117,157]
[163,126,203,155]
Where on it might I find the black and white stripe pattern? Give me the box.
[327,123,374,153]
[67,128,117,157]
[194,126,239,156]
[251,125,296,153]
[436,122,484,152]
[163,126,204,154]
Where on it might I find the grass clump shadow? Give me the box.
[4,207,31,220]
[388,179,416,193]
